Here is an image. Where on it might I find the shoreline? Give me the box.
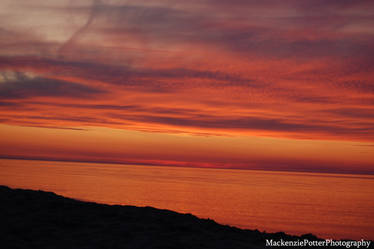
[1,185,363,249]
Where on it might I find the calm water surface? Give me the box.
[0,159,373,240]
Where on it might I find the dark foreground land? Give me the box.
[1,185,344,249]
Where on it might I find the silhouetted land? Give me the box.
[1,185,346,249]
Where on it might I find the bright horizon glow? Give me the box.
[1,124,373,174]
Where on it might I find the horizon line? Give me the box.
[1,155,373,177]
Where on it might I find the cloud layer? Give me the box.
[0,0,374,143]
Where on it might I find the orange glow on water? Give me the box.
[1,159,373,240]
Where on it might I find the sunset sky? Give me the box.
[0,0,373,174]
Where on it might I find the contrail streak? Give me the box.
[58,0,101,57]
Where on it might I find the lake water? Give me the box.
[0,159,373,240]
